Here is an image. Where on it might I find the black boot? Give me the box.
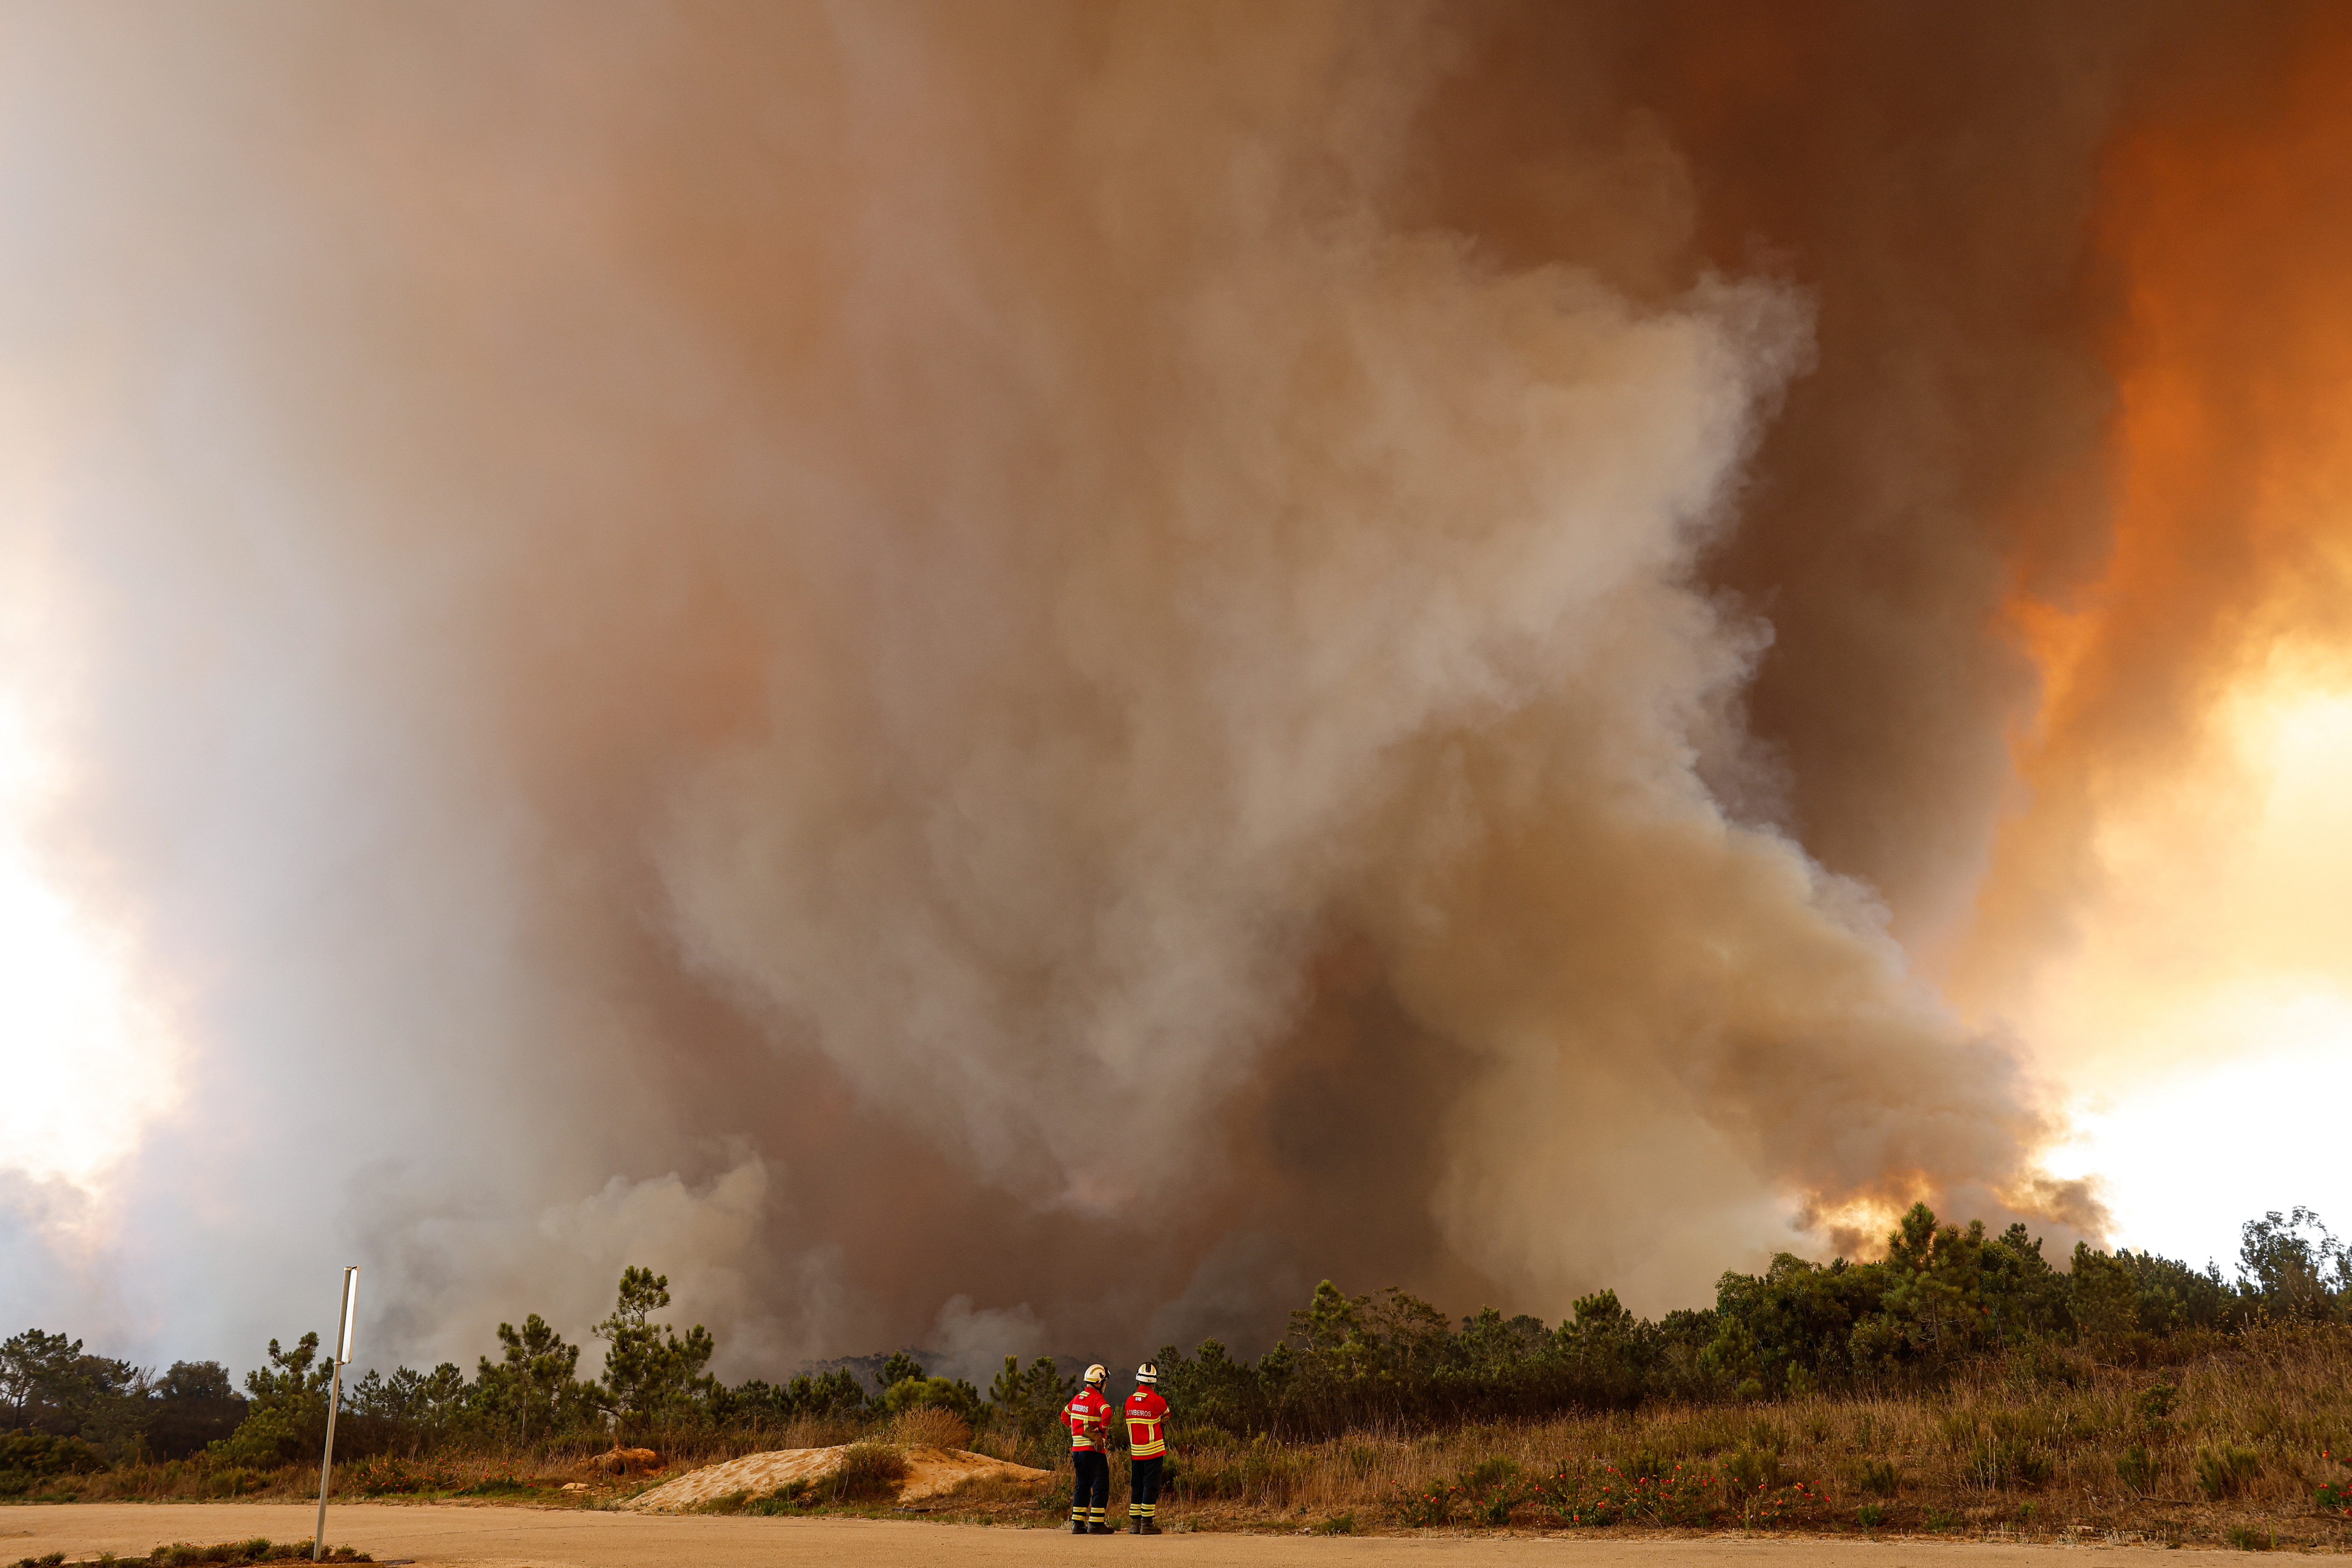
[1088,1519,1113,1534]
[1070,1519,1088,1534]
[1138,1519,1161,1535]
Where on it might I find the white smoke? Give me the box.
[0,2,2079,1373]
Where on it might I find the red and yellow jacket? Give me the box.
[1124,1388,1169,1458]
[1062,1386,1115,1451]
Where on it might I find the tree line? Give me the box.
[6,1204,2345,1471]
[1151,1205,2351,1438]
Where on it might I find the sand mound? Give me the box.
[626,1444,1051,1511]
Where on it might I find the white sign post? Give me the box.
[313,1266,359,1564]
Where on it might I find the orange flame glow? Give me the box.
[1962,7,2352,1243]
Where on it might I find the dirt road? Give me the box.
[0,1504,2245,1568]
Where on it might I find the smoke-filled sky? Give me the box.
[4,2,2349,1383]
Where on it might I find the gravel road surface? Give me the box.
[0,1504,2227,1568]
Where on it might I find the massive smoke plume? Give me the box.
[3,1,2340,1377]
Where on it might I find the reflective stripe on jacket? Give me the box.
[1124,1388,1169,1458]
[1063,1387,1114,1451]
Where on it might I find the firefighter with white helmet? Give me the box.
[1123,1361,1170,1534]
[1062,1364,1115,1533]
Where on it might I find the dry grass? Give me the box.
[1121,1324,2352,1545]
[23,1325,2351,1547]
[26,1414,976,1512]
[825,1443,910,1503]
[884,1407,973,1451]
[30,1452,593,1507]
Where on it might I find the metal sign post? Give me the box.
[313,1266,359,1564]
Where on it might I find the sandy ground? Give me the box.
[626,1443,1051,1510]
[0,1504,2271,1568]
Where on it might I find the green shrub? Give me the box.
[1389,1478,1456,1527]
[1460,1456,1519,1494]
[0,1431,109,1496]
[1530,1460,1716,1526]
[1649,1465,1719,1527]
[1856,1503,1888,1528]
[2223,1526,2274,1552]
[155,1543,273,1567]
[1314,1513,1356,1535]
[206,1408,300,1470]
[1855,1458,1900,1497]
[1724,1445,1780,1492]
[2317,1449,2351,1516]
[201,1467,263,1498]
[2117,1445,2157,1494]
[1394,1456,1529,1527]
[1737,1479,1822,1529]
[828,1442,909,1502]
[2195,1443,2260,1501]
[746,1478,813,1515]
[15,1541,376,1568]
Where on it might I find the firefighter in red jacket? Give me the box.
[1062,1364,1115,1533]
[1124,1361,1170,1534]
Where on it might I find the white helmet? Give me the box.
[1084,1363,1107,1385]
[1135,1361,1158,1385]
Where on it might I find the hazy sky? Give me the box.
[3,1,2348,1384]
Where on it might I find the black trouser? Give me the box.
[1071,1449,1110,1526]
[1129,1454,1164,1521]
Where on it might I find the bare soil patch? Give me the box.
[626,1443,1049,1511]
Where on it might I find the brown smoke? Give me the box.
[4,1,2329,1375]
[1959,5,2352,1034]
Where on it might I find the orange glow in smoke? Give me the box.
[1965,11,2352,1249]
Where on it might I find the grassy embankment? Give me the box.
[16,1326,2352,1550]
